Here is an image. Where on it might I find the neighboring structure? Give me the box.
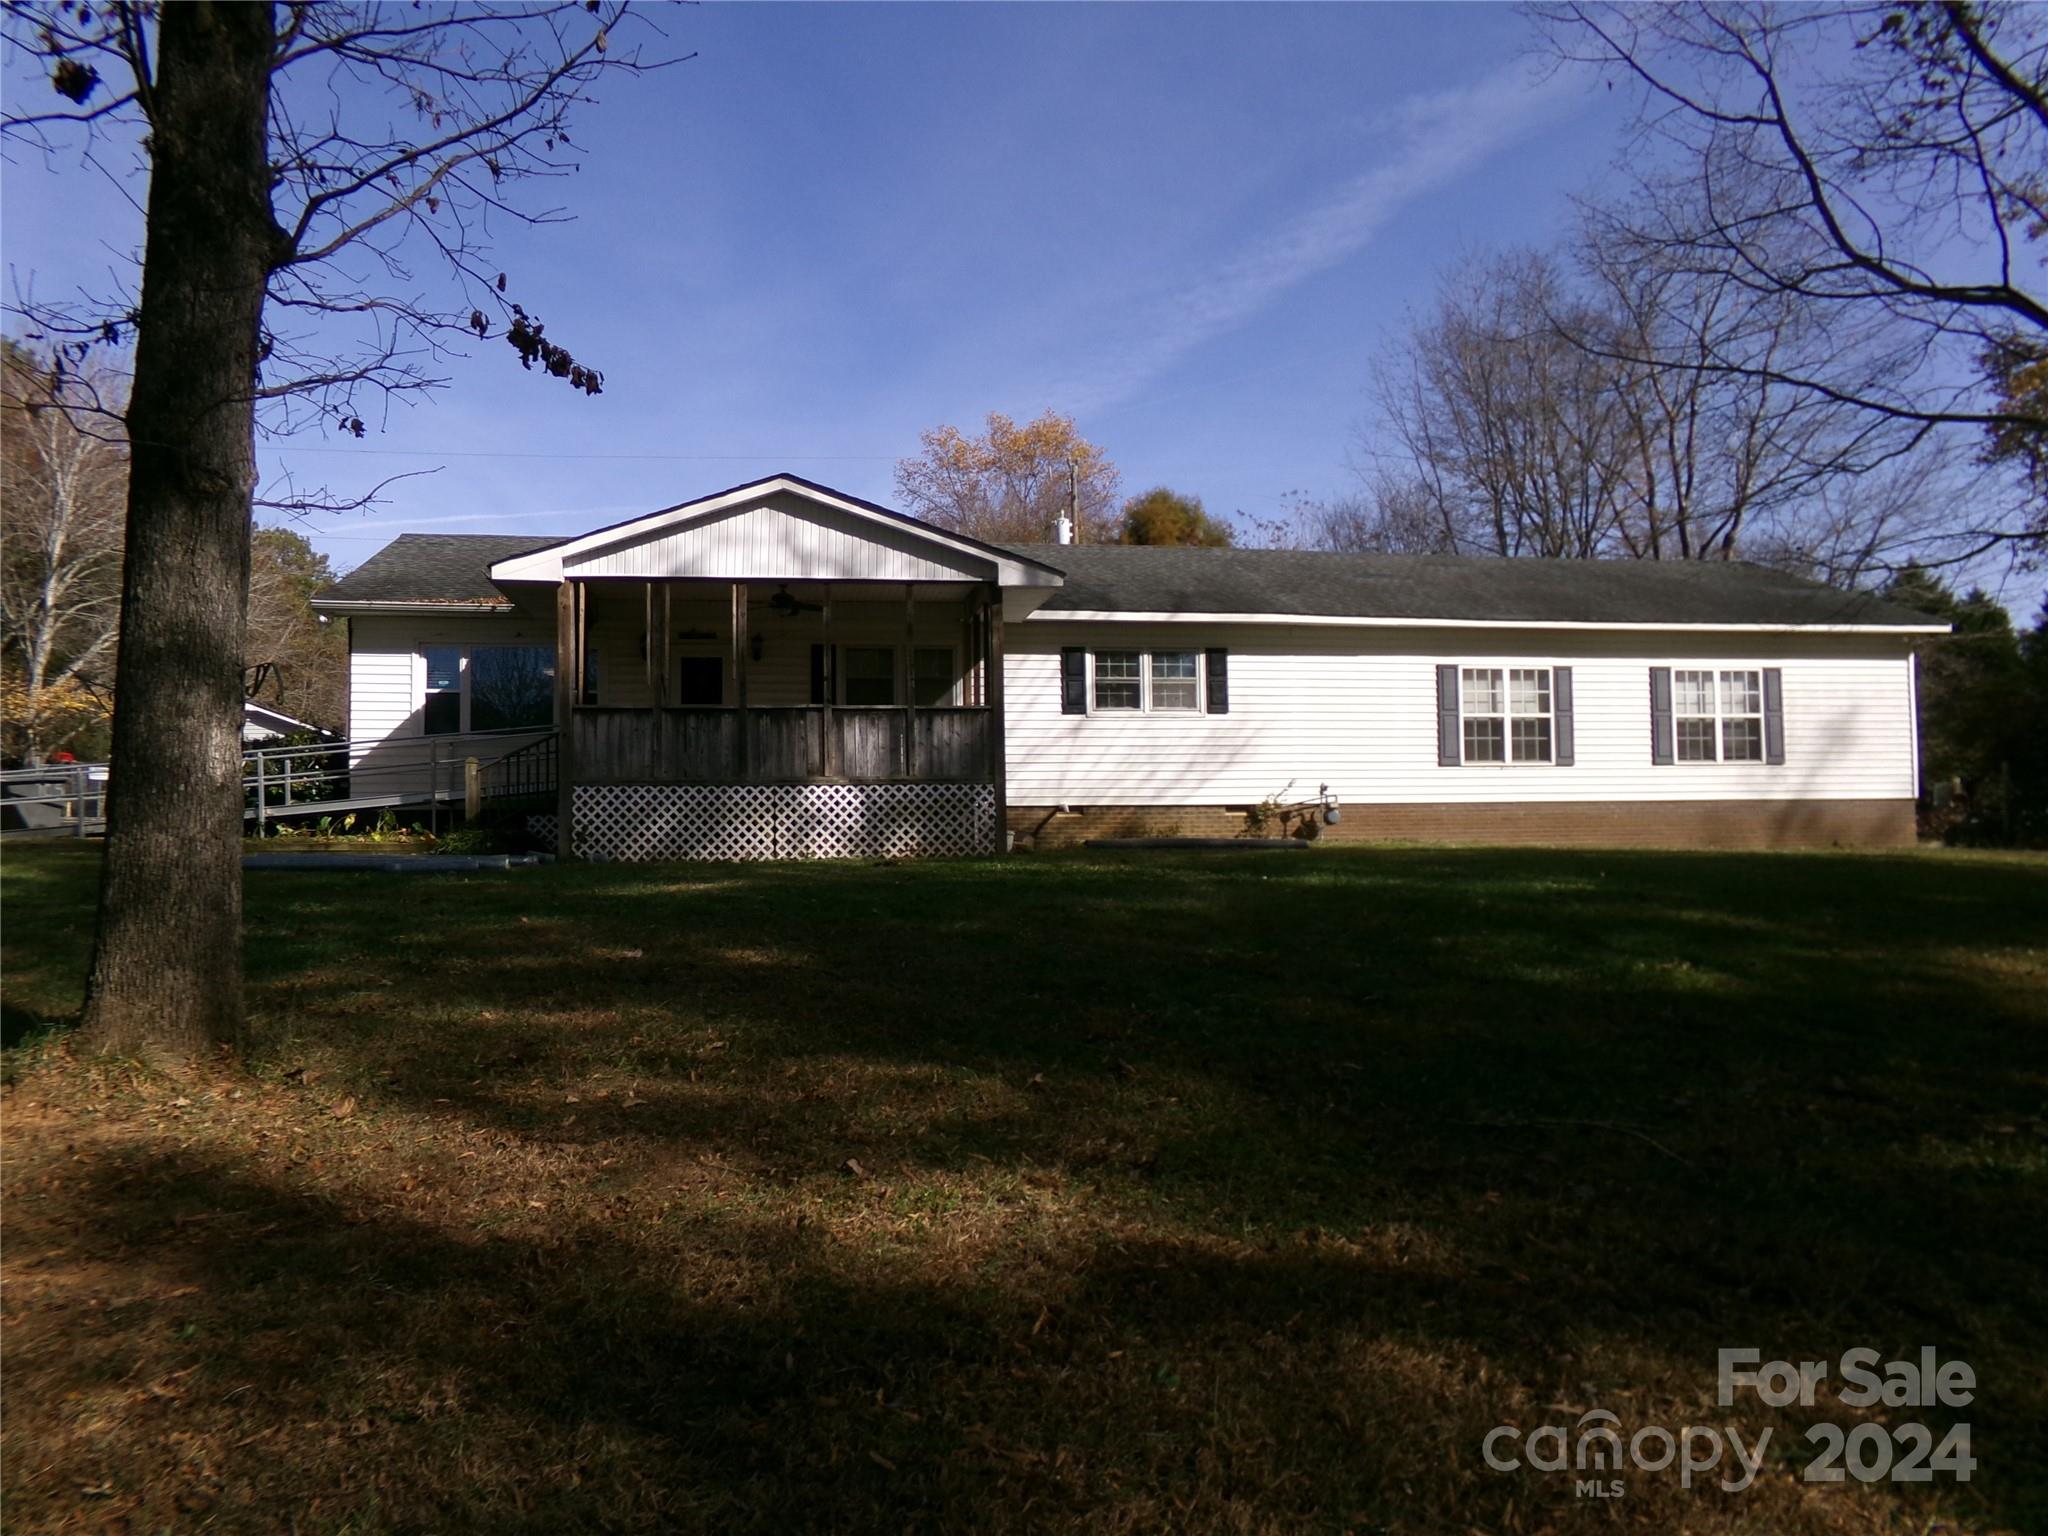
[312,473,1947,858]
[241,701,332,744]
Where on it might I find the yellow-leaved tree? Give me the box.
[893,410,1119,543]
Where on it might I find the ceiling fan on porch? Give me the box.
[767,585,823,618]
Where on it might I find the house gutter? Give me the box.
[311,599,518,617]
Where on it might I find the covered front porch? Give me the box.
[565,579,1001,787]
[484,475,1061,860]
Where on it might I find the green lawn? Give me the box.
[3,842,2045,1534]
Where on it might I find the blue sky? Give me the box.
[4,4,1629,575]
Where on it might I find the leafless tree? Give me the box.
[1528,0,2048,547]
[1578,239,1945,567]
[1,2,672,1058]
[1358,250,1634,559]
[0,343,126,763]
[1326,243,1961,581]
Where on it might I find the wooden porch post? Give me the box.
[554,579,576,859]
[821,584,837,778]
[984,583,1006,852]
[961,598,979,708]
[646,579,669,778]
[732,581,750,779]
[902,581,917,779]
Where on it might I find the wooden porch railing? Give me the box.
[574,706,991,785]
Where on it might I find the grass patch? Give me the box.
[3,842,2045,1533]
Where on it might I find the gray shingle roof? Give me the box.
[316,530,1944,629]
[1000,544,1942,628]
[317,533,564,606]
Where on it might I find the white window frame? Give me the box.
[1671,666,1765,765]
[418,641,557,736]
[1457,664,1555,766]
[1148,649,1202,712]
[1088,649,1208,714]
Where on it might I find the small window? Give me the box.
[1150,651,1200,711]
[843,646,897,707]
[1460,665,1552,765]
[1460,667,1505,763]
[1093,651,1142,710]
[423,645,462,735]
[913,647,955,708]
[1720,670,1763,762]
[1508,668,1552,763]
[1673,667,1762,763]
[676,656,722,707]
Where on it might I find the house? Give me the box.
[241,701,332,745]
[310,473,1947,859]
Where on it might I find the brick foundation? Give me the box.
[1009,799,1917,851]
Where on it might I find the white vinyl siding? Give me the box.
[347,612,555,747]
[1005,623,1917,807]
[344,611,558,799]
[565,490,994,582]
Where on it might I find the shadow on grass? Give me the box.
[4,844,2046,1532]
[8,1145,1857,1533]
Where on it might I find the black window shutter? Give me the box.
[1205,648,1229,714]
[1553,665,1575,766]
[1650,666,1674,765]
[1436,664,1461,766]
[1060,647,1086,714]
[1763,667,1785,765]
[810,643,834,705]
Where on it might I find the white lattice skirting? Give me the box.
[570,783,996,861]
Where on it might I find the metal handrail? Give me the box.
[479,732,559,801]
[244,725,555,834]
[2,726,558,838]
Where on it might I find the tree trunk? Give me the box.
[77,3,277,1059]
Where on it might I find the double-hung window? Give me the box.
[421,643,556,735]
[1460,666,1553,764]
[1673,668,1764,763]
[1090,649,1201,712]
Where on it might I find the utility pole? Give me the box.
[1068,461,1079,543]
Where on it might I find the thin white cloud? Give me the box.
[1062,59,1580,413]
